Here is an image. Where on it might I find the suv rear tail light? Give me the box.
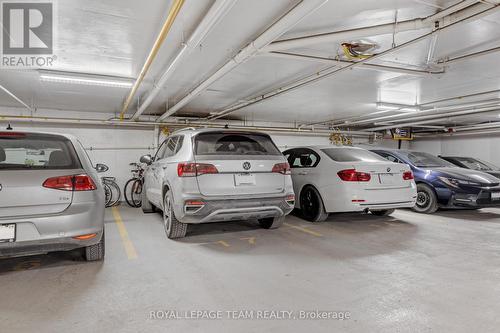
[403,171,414,180]
[272,162,291,175]
[177,163,218,177]
[43,174,97,191]
[337,169,371,182]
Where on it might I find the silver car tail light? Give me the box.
[43,174,97,191]
[177,163,219,177]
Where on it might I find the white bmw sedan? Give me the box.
[283,146,417,222]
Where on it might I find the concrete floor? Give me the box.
[1,207,500,332]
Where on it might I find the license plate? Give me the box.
[0,224,15,243]
[234,173,256,186]
[379,174,396,185]
[492,192,500,200]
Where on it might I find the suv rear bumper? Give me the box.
[0,201,104,258]
[176,196,294,224]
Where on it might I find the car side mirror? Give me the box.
[95,163,109,173]
[140,154,153,165]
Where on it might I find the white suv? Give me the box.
[140,128,295,238]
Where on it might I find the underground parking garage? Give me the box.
[1,0,500,332]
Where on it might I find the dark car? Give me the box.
[370,149,500,214]
[439,156,500,178]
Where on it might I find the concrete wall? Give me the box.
[410,133,500,166]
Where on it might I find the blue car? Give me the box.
[370,149,500,214]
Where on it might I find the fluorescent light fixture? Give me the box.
[376,102,420,112]
[39,71,134,88]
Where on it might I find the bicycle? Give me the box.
[102,177,121,208]
[124,162,144,208]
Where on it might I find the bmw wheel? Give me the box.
[163,191,187,239]
[413,183,438,214]
[299,186,328,222]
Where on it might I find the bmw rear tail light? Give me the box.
[403,171,414,180]
[43,174,96,191]
[177,163,218,177]
[337,169,371,182]
[272,162,291,175]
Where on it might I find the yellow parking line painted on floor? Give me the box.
[284,223,323,237]
[111,207,138,260]
[216,240,230,248]
[240,237,256,245]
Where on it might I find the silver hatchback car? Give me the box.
[0,131,106,261]
[140,128,295,238]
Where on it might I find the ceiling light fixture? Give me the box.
[39,71,134,88]
[376,102,421,112]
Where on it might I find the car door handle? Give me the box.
[298,171,308,175]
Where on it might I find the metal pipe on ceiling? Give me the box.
[263,51,446,76]
[362,104,500,131]
[0,84,33,112]
[337,98,500,127]
[129,0,237,121]
[206,3,500,121]
[0,113,373,137]
[155,0,330,122]
[438,45,500,65]
[120,0,185,119]
[263,0,483,52]
[312,89,500,128]
[418,127,500,137]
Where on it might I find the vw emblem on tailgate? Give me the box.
[387,167,391,172]
[243,162,251,170]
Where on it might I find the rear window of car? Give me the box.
[321,148,387,162]
[403,151,453,168]
[195,132,281,156]
[0,132,81,170]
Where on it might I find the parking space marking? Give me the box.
[111,207,138,260]
[240,237,256,245]
[284,223,323,237]
[216,240,230,248]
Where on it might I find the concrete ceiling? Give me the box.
[1,0,500,132]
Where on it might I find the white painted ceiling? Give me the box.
[0,0,500,131]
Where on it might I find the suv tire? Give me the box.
[163,191,187,239]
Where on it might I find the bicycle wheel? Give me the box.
[106,180,121,207]
[124,178,142,208]
[104,183,113,208]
